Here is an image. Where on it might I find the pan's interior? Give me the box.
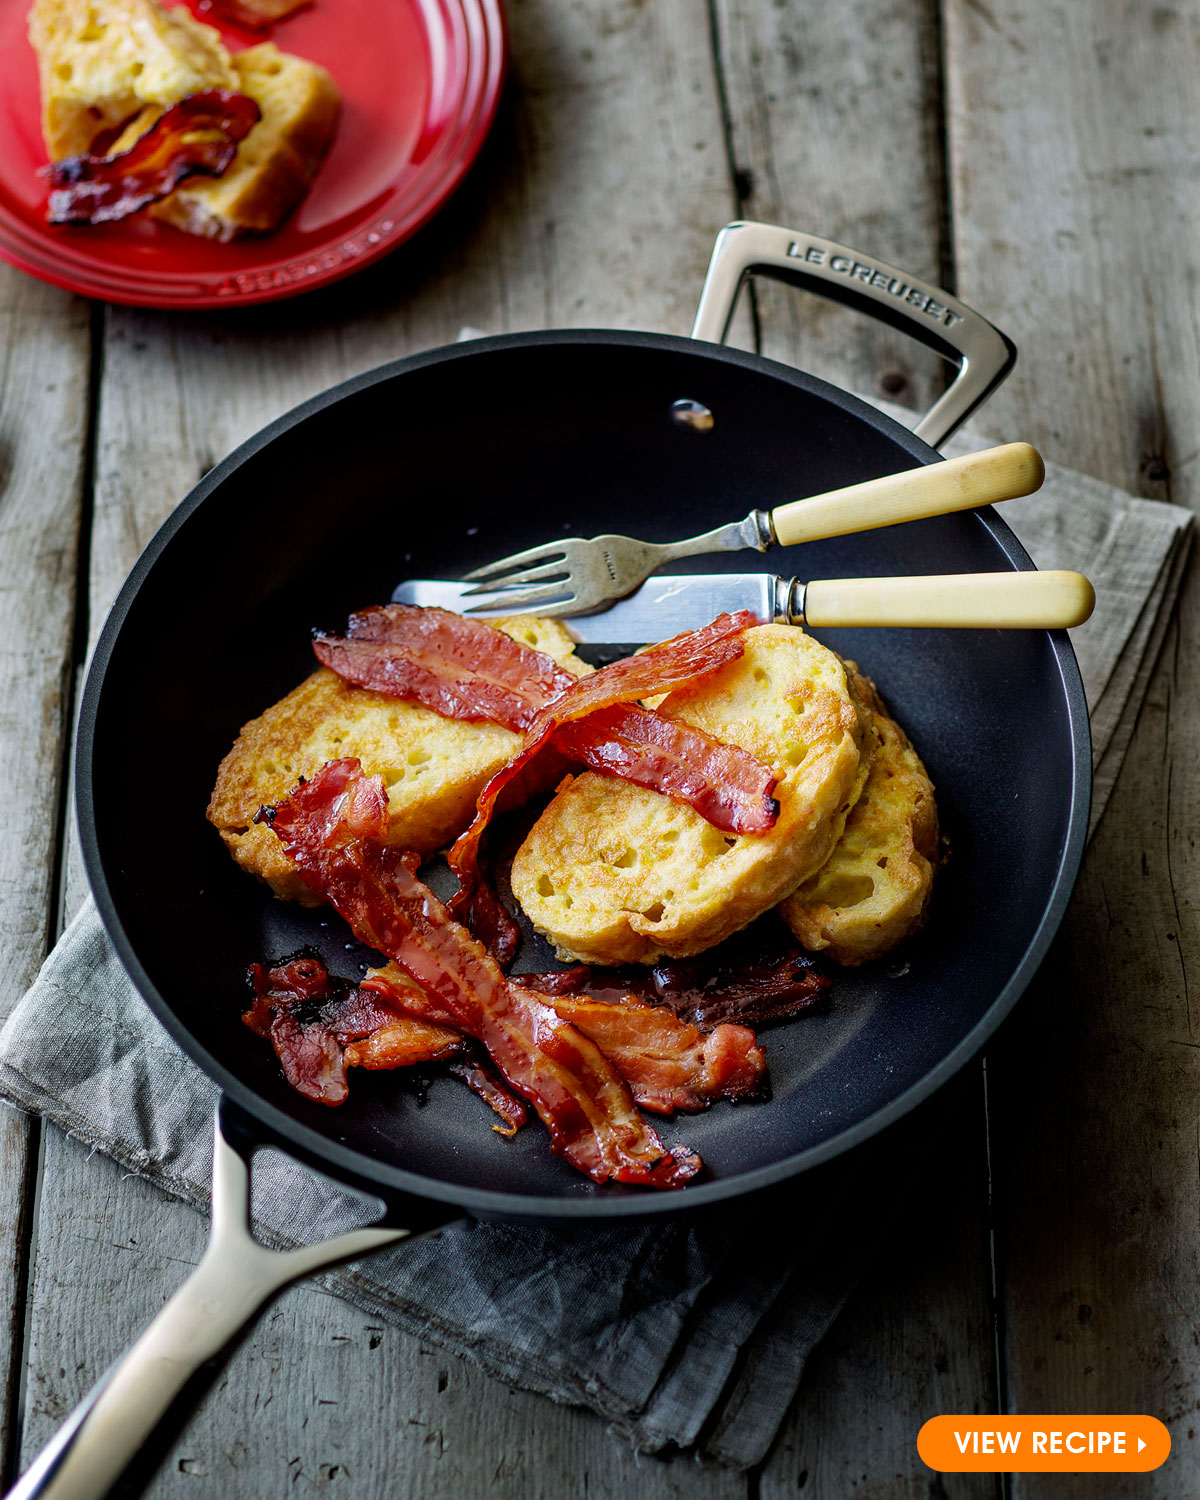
[81,335,1085,1214]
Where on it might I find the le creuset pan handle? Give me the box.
[691,221,1016,448]
[6,1100,454,1500]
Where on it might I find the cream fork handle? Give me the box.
[800,570,1095,629]
[770,442,1044,547]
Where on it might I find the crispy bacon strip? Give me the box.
[246,958,526,1129]
[243,952,413,1106]
[313,604,571,731]
[342,1014,463,1070]
[315,606,776,959]
[447,1053,528,1136]
[363,963,766,1115]
[557,704,779,834]
[42,91,261,226]
[515,941,831,1031]
[314,610,777,830]
[342,972,529,1133]
[447,612,764,960]
[554,998,765,1114]
[259,760,700,1187]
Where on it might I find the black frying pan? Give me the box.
[11,224,1089,1500]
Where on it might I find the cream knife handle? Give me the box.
[800,571,1095,629]
[770,443,1044,548]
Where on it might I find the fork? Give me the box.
[461,441,1044,618]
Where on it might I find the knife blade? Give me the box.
[391,574,783,642]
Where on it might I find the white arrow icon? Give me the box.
[1138,1437,1147,1453]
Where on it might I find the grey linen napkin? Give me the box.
[939,419,1193,835]
[0,430,1189,1470]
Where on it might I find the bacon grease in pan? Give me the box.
[258,759,701,1188]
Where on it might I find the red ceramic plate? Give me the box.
[0,0,506,307]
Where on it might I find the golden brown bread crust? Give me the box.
[509,625,873,965]
[778,669,938,966]
[208,617,590,904]
[28,0,235,158]
[28,2,338,240]
[149,43,340,240]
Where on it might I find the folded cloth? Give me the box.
[939,422,1193,836]
[0,419,1189,1469]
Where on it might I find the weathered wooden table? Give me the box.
[2,0,1195,1494]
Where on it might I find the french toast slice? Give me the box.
[149,42,340,240]
[509,624,874,965]
[779,671,938,966]
[209,617,591,905]
[28,0,235,159]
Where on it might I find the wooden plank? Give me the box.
[711,0,953,418]
[761,1074,998,1499]
[23,1133,744,1500]
[944,0,1200,1492]
[711,0,999,1487]
[21,1,751,1494]
[0,264,92,1477]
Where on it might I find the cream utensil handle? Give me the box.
[770,443,1044,548]
[800,571,1095,629]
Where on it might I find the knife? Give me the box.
[392,571,1095,640]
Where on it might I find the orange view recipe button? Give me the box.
[918,1416,1171,1473]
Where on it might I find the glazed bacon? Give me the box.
[243,952,410,1106]
[557,704,780,836]
[363,963,767,1115]
[315,606,777,822]
[446,611,766,959]
[42,91,261,226]
[259,759,701,1188]
[313,605,777,833]
[245,956,529,1128]
[313,605,572,731]
[516,941,831,1031]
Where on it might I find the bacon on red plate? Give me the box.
[42,91,261,226]
[202,0,313,28]
[446,611,766,959]
[259,759,701,1188]
[364,962,767,1116]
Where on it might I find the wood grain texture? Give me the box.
[945,0,1200,1492]
[21,1,752,1495]
[23,1133,745,1500]
[0,264,92,1477]
[761,1076,998,1500]
[0,269,91,1008]
[713,0,998,1489]
[711,0,952,419]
